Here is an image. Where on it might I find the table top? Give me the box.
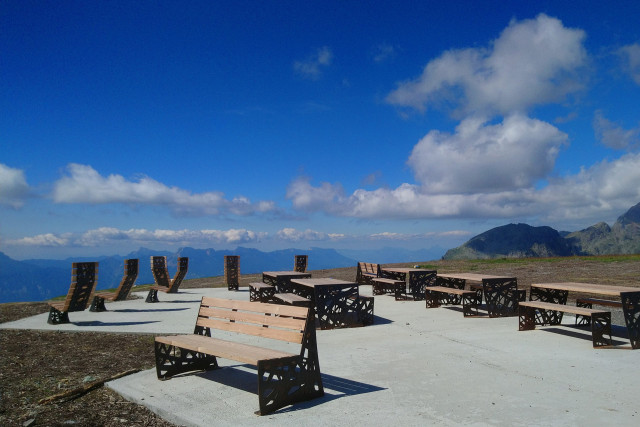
[437,273,515,282]
[381,267,435,273]
[531,282,640,297]
[290,278,357,288]
[262,271,312,278]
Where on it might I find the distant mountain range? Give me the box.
[0,245,442,304]
[443,201,640,260]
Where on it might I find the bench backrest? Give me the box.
[294,255,308,273]
[356,262,380,284]
[62,262,99,312]
[151,256,171,287]
[195,297,309,345]
[167,257,188,292]
[112,258,139,301]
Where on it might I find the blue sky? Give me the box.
[2,1,640,260]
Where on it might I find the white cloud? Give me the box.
[276,228,335,242]
[408,114,568,193]
[286,150,640,226]
[386,14,587,116]
[619,43,640,85]
[0,163,30,208]
[51,164,275,216]
[594,111,640,150]
[7,227,265,248]
[294,46,333,80]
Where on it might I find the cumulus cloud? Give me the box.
[7,227,265,248]
[408,114,568,193]
[0,163,30,208]
[286,151,640,225]
[386,14,587,116]
[51,164,275,216]
[594,111,640,150]
[619,43,640,85]
[294,46,333,80]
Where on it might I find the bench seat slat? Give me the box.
[198,306,306,330]
[156,335,298,365]
[196,317,304,344]
[426,286,476,296]
[201,297,308,318]
[520,301,608,316]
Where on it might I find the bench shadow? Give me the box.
[194,364,385,413]
[540,325,629,347]
[112,308,190,313]
[73,320,160,327]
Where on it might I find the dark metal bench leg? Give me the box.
[47,307,70,325]
[146,289,159,303]
[621,292,640,349]
[462,294,479,317]
[425,290,441,309]
[591,312,612,347]
[90,296,107,312]
[518,306,536,331]
[576,300,593,326]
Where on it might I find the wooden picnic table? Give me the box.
[380,267,436,300]
[290,278,374,329]
[530,282,640,349]
[435,273,522,317]
[262,270,312,293]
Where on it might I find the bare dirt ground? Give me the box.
[2,256,639,426]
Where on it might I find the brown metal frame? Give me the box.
[294,255,308,273]
[146,257,189,303]
[224,255,240,291]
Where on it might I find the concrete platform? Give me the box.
[2,287,639,426]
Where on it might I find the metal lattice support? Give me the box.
[462,293,480,317]
[224,256,240,291]
[529,287,568,324]
[482,278,520,318]
[590,312,612,347]
[408,270,437,301]
[621,292,640,349]
[154,341,219,379]
[352,296,375,325]
[314,284,361,329]
[425,289,442,309]
[47,307,70,325]
[518,305,536,331]
[294,255,308,273]
[576,300,593,325]
[249,283,276,302]
[435,276,465,305]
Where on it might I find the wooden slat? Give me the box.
[427,286,476,296]
[156,334,297,365]
[201,297,309,319]
[520,301,608,316]
[532,282,640,296]
[197,306,307,330]
[576,298,622,308]
[196,317,304,344]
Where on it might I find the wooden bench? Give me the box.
[90,258,138,312]
[518,301,612,347]
[372,277,406,300]
[355,262,381,285]
[272,292,311,306]
[47,262,99,324]
[425,286,480,317]
[154,297,324,415]
[575,298,623,325]
[249,282,275,302]
[146,257,189,303]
